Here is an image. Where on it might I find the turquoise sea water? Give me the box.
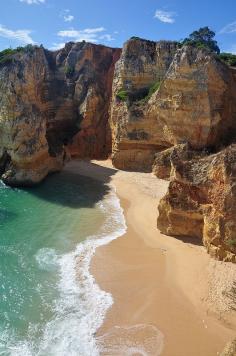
[0,168,126,355]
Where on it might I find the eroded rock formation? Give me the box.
[0,42,120,185]
[152,143,204,180]
[220,339,236,356]
[110,38,178,171]
[111,40,236,171]
[157,145,236,261]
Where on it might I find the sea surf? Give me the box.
[0,168,126,356]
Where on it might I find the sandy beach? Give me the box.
[74,159,236,356]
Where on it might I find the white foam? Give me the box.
[97,324,164,356]
[0,180,8,189]
[3,183,127,356]
[38,184,127,355]
[0,180,20,192]
[35,248,59,271]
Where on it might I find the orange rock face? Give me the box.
[0,42,120,185]
[157,145,236,262]
[147,46,236,150]
[66,44,121,159]
[110,41,236,171]
[110,38,178,171]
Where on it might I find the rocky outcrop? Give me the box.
[157,145,236,262]
[0,42,120,185]
[111,41,236,171]
[0,47,65,186]
[147,46,236,150]
[66,43,121,159]
[152,143,205,180]
[220,339,236,356]
[110,38,178,171]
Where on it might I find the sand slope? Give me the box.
[73,159,236,356]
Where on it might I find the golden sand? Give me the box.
[73,159,236,356]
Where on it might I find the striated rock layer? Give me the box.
[0,42,120,186]
[157,145,236,262]
[110,38,178,171]
[111,39,236,171]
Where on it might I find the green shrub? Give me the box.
[195,42,209,50]
[23,44,35,54]
[0,45,36,65]
[219,53,236,67]
[226,239,236,248]
[116,89,128,101]
[64,65,75,77]
[0,48,17,64]
[116,81,161,105]
[181,27,220,54]
[181,39,210,51]
[148,81,161,97]
[177,41,183,48]
[138,81,161,104]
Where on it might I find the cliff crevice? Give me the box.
[0,42,121,185]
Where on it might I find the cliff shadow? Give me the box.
[24,160,118,210]
[225,280,236,311]
[169,234,203,247]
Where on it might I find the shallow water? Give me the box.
[0,170,126,355]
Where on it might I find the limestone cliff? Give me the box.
[111,40,236,171]
[0,42,120,186]
[157,145,236,262]
[110,38,178,171]
[152,143,205,180]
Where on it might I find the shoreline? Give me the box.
[74,159,236,355]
